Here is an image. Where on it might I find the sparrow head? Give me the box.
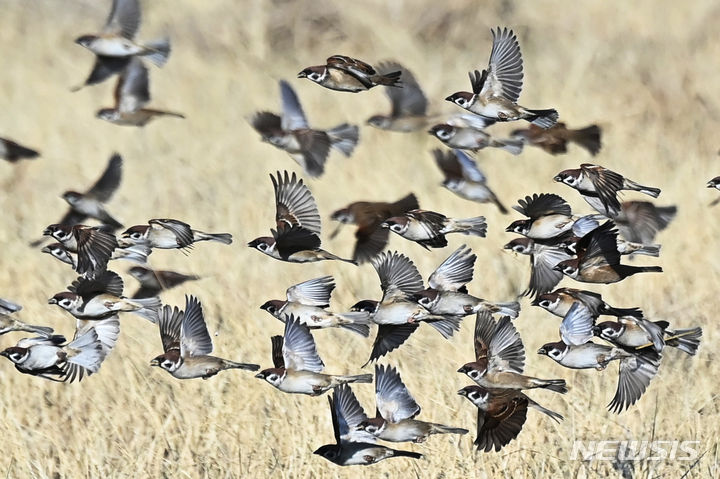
[595,321,624,341]
[330,208,354,224]
[62,191,83,205]
[150,350,182,372]
[255,367,285,386]
[445,91,474,109]
[96,108,120,121]
[381,216,409,235]
[457,385,489,407]
[428,124,455,141]
[538,341,568,360]
[557,236,580,255]
[350,300,378,314]
[442,177,463,192]
[259,300,285,316]
[247,236,275,253]
[366,115,390,129]
[532,292,560,310]
[553,168,582,188]
[413,288,439,309]
[457,361,487,381]
[553,259,580,278]
[313,444,341,463]
[0,346,29,365]
[506,219,531,235]
[121,225,150,243]
[355,417,385,435]
[48,292,81,311]
[41,242,73,263]
[128,266,153,281]
[43,224,73,241]
[707,177,720,188]
[74,35,97,47]
[297,66,326,83]
[503,237,534,255]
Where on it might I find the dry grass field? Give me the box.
[0,0,719,477]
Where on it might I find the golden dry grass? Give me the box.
[0,0,719,477]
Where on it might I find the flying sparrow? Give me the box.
[298,55,401,92]
[554,164,660,217]
[432,149,508,213]
[458,385,562,452]
[613,200,676,245]
[354,364,468,443]
[445,27,558,128]
[248,171,355,263]
[0,136,39,162]
[532,287,642,319]
[252,80,358,177]
[73,0,170,90]
[511,123,601,156]
[383,209,487,249]
[128,266,199,299]
[122,218,232,250]
[42,224,118,278]
[503,237,572,297]
[0,298,53,336]
[506,193,600,240]
[458,310,567,393]
[366,61,430,132]
[256,316,372,395]
[49,270,160,322]
[428,121,523,155]
[314,385,422,466]
[329,193,419,263]
[260,275,370,337]
[595,316,701,356]
[150,296,259,379]
[97,57,184,126]
[42,242,150,270]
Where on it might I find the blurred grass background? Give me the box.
[0,0,718,477]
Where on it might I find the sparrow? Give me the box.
[458,385,562,452]
[458,310,567,393]
[122,218,232,250]
[73,0,170,89]
[708,176,720,206]
[248,171,355,264]
[433,149,508,213]
[314,385,422,466]
[511,123,602,156]
[504,237,572,297]
[49,270,160,323]
[46,152,123,232]
[554,164,661,217]
[298,55,401,92]
[251,80,359,177]
[354,364,468,443]
[42,242,151,270]
[0,298,53,336]
[255,316,372,395]
[553,222,662,284]
[42,224,118,278]
[613,201,676,245]
[361,251,463,366]
[260,276,370,337]
[506,193,601,240]
[97,57,184,126]
[595,316,702,356]
[128,266,199,299]
[0,331,103,383]
[329,193,419,263]
[73,315,121,365]
[428,122,524,155]
[383,209,487,249]
[366,61,429,132]
[538,302,661,413]
[413,245,520,318]
[0,137,39,162]
[532,288,642,319]
[445,27,558,128]
[150,295,259,379]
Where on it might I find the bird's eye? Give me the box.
[390,224,403,233]
[326,450,337,459]
[268,374,278,381]
[131,233,142,240]
[438,130,451,140]
[550,349,560,359]
[60,299,72,308]
[564,177,576,185]
[455,98,467,107]
[258,243,268,252]
[469,370,479,379]
[539,300,550,308]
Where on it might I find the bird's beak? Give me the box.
[553,175,563,182]
[150,359,160,367]
[537,348,547,355]
[504,225,514,233]
[297,71,307,78]
[707,183,715,188]
[502,243,512,250]
[380,222,389,229]
[457,389,466,396]
[456,367,465,373]
[42,228,52,236]
[254,373,264,379]
[444,95,454,102]
[47,298,57,305]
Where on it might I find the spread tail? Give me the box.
[490,138,524,155]
[624,179,661,198]
[665,327,702,355]
[531,378,568,394]
[568,124,602,155]
[195,231,233,245]
[327,123,359,157]
[373,70,402,87]
[528,399,564,423]
[449,216,487,238]
[336,373,373,384]
[143,37,171,67]
[224,359,261,371]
